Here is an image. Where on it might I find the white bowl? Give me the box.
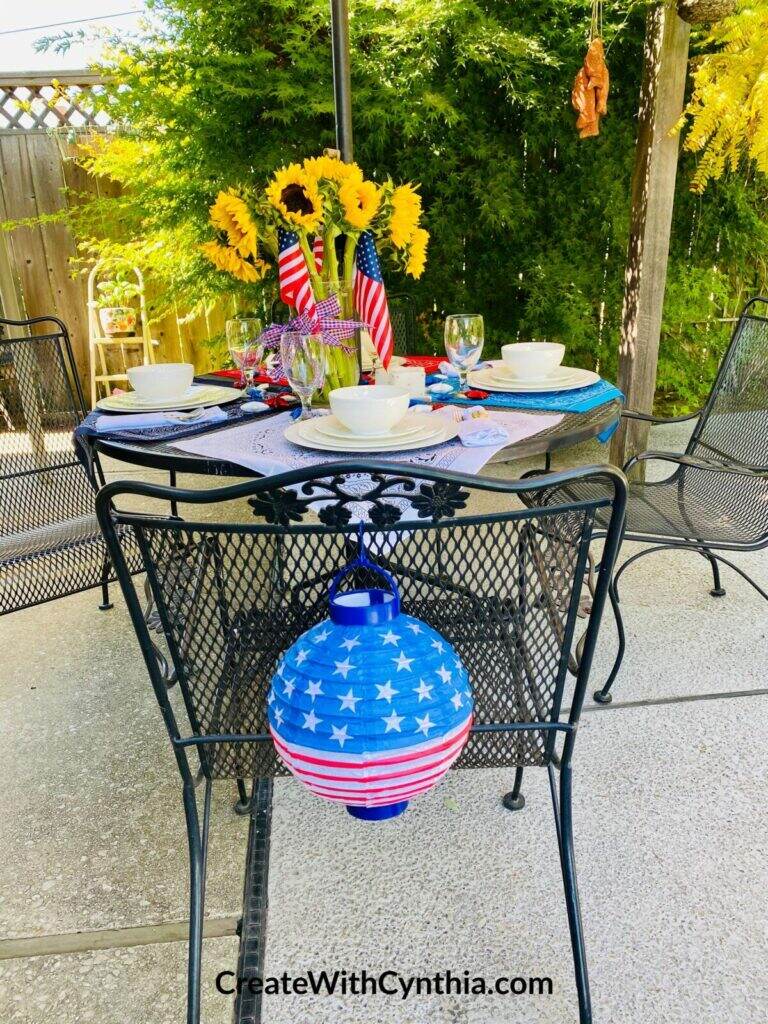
[127,363,194,401]
[329,384,410,436]
[501,342,565,381]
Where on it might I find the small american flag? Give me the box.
[312,235,324,273]
[354,230,394,368]
[278,227,317,323]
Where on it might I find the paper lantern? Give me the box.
[267,555,473,821]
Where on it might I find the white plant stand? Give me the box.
[87,260,156,408]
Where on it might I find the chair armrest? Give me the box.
[621,407,702,426]
[624,450,768,479]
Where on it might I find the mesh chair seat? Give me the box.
[0,512,104,562]
[546,463,768,546]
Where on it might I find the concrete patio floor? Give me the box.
[1,423,767,1023]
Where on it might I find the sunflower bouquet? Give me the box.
[201,154,428,381]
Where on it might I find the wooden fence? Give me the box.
[0,71,229,395]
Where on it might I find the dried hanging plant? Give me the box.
[572,0,610,139]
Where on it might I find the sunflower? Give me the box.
[405,227,429,279]
[200,240,267,284]
[389,183,422,248]
[303,154,363,184]
[266,164,324,233]
[209,190,258,258]
[339,178,381,230]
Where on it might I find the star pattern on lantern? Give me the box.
[331,724,351,748]
[340,635,361,652]
[338,689,361,713]
[305,679,323,701]
[381,629,401,646]
[376,681,398,702]
[283,676,296,698]
[296,649,309,666]
[383,709,404,733]
[414,679,433,702]
[436,665,452,684]
[393,651,414,672]
[303,709,321,732]
[333,658,354,679]
[415,713,434,736]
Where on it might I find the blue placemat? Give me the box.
[432,378,624,443]
[73,398,278,466]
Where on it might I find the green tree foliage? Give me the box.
[53,0,768,410]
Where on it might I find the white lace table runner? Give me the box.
[173,408,563,479]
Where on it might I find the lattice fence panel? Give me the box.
[0,78,110,131]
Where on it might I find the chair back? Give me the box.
[388,294,418,356]
[688,297,768,469]
[0,317,104,613]
[97,464,626,787]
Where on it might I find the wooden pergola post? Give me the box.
[610,0,691,467]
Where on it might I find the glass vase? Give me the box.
[318,282,361,402]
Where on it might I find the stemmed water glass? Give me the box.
[444,314,485,390]
[226,318,264,389]
[280,332,326,421]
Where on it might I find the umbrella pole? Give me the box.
[330,0,354,160]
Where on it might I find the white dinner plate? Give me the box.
[293,416,445,450]
[468,364,599,393]
[490,364,587,386]
[96,384,245,413]
[285,417,456,453]
[312,412,426,442]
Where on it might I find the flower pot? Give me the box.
[99,307,137,336]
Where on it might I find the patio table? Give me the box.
[91,400,621,478]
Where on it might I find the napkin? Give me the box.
[456,419,510,447]
[93,406,227,434]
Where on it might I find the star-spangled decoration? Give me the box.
[331,724,351,747]
[305,679,323,701]
[375,681,398,702]
[415,713,434,736]
[333,658,354,679]
[268,609,474,815]
[383,709,405,732]
[338,689,361,713]
[303,709,321,732]
[414,679,433,702]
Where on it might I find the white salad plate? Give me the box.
[285,416,456,453]
[469,364,599,393]
[96,384,245,413]
[312,412,426,442]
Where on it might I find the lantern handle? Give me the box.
[328,522,401,611]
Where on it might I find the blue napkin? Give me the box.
[430,378,624,443]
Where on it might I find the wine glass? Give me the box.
[444,314,485,390]
[280,332,325,420]
[226,318,263,389]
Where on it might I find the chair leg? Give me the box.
[593,580,625,704]
[98,555,113,611]
[699,548,726,597]
[707,553,768,604]
[182,780,209,1024]
[234,778,252,816]
[502,766,526,811]
[551,764,592,1023]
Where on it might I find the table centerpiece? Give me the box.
[201,153,429,396]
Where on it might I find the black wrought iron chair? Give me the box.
[0,315,140,616]
[97,461,626,1024]
[388,293,418,355]
[528,297,768,704]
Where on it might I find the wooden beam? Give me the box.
[611,0,691,468]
